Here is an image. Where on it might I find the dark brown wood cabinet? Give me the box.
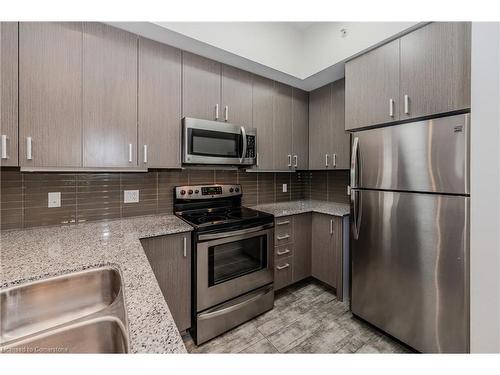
[252,75,275,170]
[0,22,18,167]
[138,37,182,168]
[273,82,293,170]
[221,65,253,126]
[292,213,312,283]
[292,88,309,170]
[141,233,192,333]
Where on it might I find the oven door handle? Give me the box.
[240,126,247,162]
[198,223,274,241]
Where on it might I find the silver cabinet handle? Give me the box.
[26,137,32,160]
[287,154,292,167]
[215,104,219,120]
[293,155,298,168]
[276,248,290,256]
[325,153,329,167]
[330,219,333,235]
[128,144,133,163]
[1,135,7,159]
[276,220,290,226]
[183,236,187,258]
[404,94,410,115]
[332,153,337,168]
[276,234,290,240]
[277,263,290,270]
[389,98,395,117]
[143,144,148,164]
[224,105,228,122]
[256,152,259,167]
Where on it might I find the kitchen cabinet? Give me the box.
[399,22,471,120]
[0,22,18,167]
[273,82,293,170]
[182,52,221,121]
[292,88,309,170]
[309,80,349,170]
[311,213,342,290]
[292,213,312,283]
[252,75,274,170]
[138,37,182,168]
[83,23,138,168]
[274,215,294,291]
[221,65,253,126]
[141,233,191,332]
[19,22,82,168]
[345,39,400,130]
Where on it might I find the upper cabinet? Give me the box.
[221,65,253,126]
[19,22,82,168]
[345,22,471,131]
[0,22,18,167]
[252,75,274,170]
[292,88,309,170]
[273,82,293,170]
[309,80,349,170]
[138,37,182,168]
[83,23,138,168]
[399,22,471,120]
[345,40,400,131]
[182,52,221,121]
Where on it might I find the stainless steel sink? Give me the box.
[0,267,129,353]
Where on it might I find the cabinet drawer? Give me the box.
[274,243,294,260]
[274,256,293,291]
[275,216,294,245]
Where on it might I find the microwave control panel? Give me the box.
[246,135,256,158]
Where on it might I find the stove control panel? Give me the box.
[175,184,242,199]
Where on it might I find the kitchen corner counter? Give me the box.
[0,215,193,354]
[251,200,350,218]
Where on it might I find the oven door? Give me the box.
[182,117,256,165]
[196,226,274,312]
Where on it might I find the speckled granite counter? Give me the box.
[0,215,193,354]
[251,200,350,218]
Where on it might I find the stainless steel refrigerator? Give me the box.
[350,113,470,353]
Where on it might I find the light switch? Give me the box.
[282,184,287,193]
[48,192,61,208]
[124,190,139,203]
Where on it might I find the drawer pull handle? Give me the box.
[277,264,290,270]
[276,234,290,240]
[276,220,290,226]
[276,248,290,256]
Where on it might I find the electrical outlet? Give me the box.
[282,184,287,193]
[124,190,139,203]
[48,192,61,208]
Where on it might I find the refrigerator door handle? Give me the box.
[351,189,361,240]
[350,137,359,188]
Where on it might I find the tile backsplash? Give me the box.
[0,168,349,230]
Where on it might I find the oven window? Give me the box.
[189,129,242,157]
[208,235,267,286]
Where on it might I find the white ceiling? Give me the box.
[109,21,422,91]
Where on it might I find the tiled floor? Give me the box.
[183,280,411,354]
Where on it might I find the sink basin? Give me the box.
[0,267,129,353]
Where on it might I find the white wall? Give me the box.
[470,22,500,353]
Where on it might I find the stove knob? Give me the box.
[229,188,234,193]
[180,190,186,195]
[235,187,240,193]
[195,190,199,194]
[188,189,193,195]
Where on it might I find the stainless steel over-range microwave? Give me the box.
[182,117,257,166]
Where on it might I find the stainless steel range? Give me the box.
[174,184,274,345]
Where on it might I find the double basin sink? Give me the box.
[0,267,129,353]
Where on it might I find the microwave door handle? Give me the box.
[240,126,247,162]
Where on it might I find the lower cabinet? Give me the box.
[293,213,312,283]
[141,233,191,332]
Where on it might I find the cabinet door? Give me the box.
[83,23,138,168]
[141,233,191,332]
[182,52,221,121]
[273,82,293,170]
[308,84,331,170]
[0,22,18,167]
[139,37,182,168]
[252,75,274,170]
[400,22,471,120]
[331,79,350,170]
[293,213,312,283]
[345,39,400,130]
[292,88,309,170]
[311,213,337,288]
[221,65,252,126]
[19,22,82,168]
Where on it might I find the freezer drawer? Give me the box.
[351,189,469,353]
[351,113,469,194]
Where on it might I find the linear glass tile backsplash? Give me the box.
[0,168,349,230]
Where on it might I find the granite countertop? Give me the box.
[251,200,350,218]
[0,214,193,354]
